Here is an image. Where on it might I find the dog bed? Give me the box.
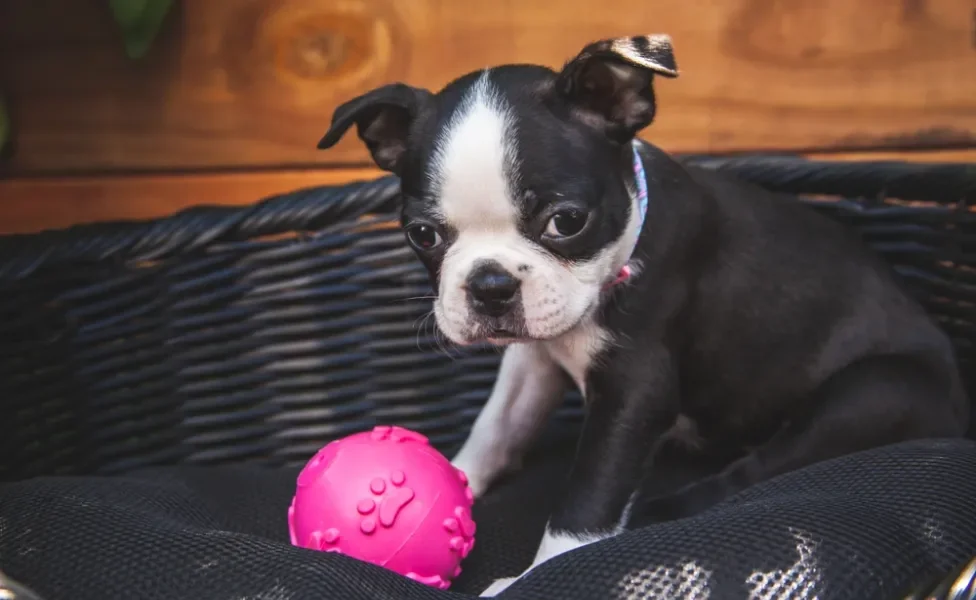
[1,156,974,600]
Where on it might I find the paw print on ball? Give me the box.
[287,498,344,552]
[443,505,477,558]
[357,469,416,535]
[370,425,429,444]
[310,527,343,552]
[295,444,338,488]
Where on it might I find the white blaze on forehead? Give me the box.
[426,71,636,350]
[429,71,520,231]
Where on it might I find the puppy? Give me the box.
[317,34,970,596]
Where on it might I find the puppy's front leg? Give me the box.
[451,342,567,497]
[481,347,678,597]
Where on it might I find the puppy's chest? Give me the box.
[543,321,612,397]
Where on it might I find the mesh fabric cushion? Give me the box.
[2,434,975,600]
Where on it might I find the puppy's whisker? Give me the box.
[414,309,456,361]
[422,313,450,360]
[391,295,439,310]
[415,310,433,353]
[434,327,453,361]
[412,310,431,331]
[433,322,460,362]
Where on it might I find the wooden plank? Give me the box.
[1,0,974,175]
[804,149,976,163]
[0,167,383,235]
[0,149,971,236]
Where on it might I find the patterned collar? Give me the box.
[631,140,650,237]
[605,140,648,289]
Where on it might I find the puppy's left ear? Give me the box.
[317,83,433,175]
[555,34,678,143]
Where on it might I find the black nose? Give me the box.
[467,262,520,317]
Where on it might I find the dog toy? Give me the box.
[288,425,477,590]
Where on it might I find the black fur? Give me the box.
[553,144,969,533]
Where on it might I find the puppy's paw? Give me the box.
[479,576,518,597]
[452,445,527,499]
[450,457,490,498]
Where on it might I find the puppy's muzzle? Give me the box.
[466,260,521,318]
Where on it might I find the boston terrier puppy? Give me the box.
[317,34,970,596]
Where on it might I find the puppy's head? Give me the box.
[319,35,678,345]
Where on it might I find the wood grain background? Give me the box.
[1,0,974,233]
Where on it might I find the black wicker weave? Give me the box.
[1,155,973,481]
[1,155,975,600]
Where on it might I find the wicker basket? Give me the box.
[1,156,973,482]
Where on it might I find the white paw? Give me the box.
[479,576,518,597]
[450,457,490,498]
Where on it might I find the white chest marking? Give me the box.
[543,319,611,397]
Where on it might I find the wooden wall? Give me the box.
[1,0,974,234]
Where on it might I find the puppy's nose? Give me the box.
[466,262,520,317]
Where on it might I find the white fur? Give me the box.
[480,528,613,596]
[609,35,678,77]
[430,71,519,229]
[479,486,635,595]
[618,490,638,533]
[451,342,567,497]
[427,72,643,347]
[450,323,613,498]
[544,319,611,396]
[531,528,609,565]
[480,576,520,597]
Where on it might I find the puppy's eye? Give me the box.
[405,224,443,250]
[545,210,588,238]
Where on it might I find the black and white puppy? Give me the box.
[318,34,970,596]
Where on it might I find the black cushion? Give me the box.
[2,432,975,600]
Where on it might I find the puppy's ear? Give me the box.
[555,34,678,143]
[317,83,432,174]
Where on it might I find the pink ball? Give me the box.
[288,425,477,590]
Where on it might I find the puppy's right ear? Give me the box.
[555,34,678,143]
[317,83,432,175]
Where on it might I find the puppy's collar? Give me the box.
[605,141,648,290]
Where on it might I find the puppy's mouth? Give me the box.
[484,326,521,344]
[469,320,532,346]
[435,291,596,346]
[460,303,596,346]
